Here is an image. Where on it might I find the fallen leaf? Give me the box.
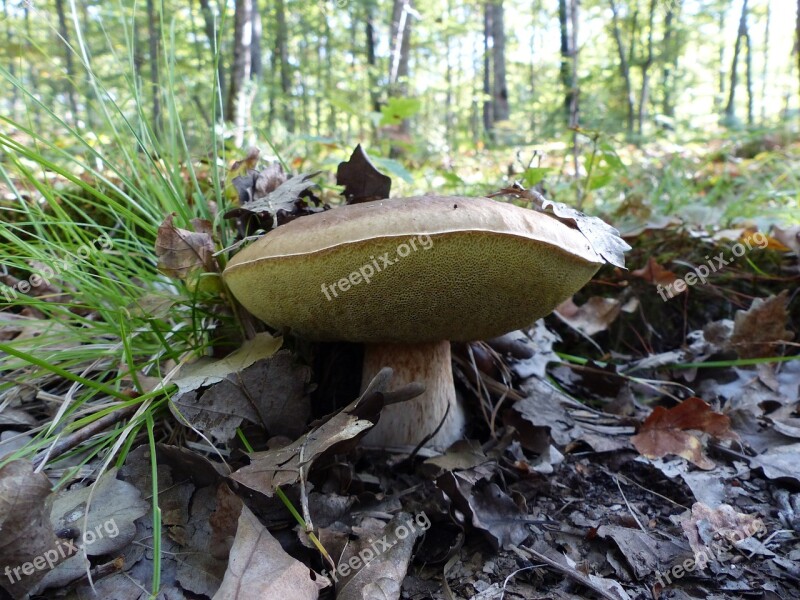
[155,213,218,285]
[231,368,423,496]
[679,502,766,567]
[631,397,737,470]
[212,504,328,599]
[631,256,680,288]
[749,443,800,484]
[555,296,623,337]
[0,460,64,599]
[171,349,312,443]
[335,512,426,600]
[336,144,392,204]
[729,291,794,359]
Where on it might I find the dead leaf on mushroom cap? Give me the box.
[492,183,631,269]
[631,397,738,470]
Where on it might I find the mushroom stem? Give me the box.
[361,340,466,450]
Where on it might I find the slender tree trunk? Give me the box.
[483,4,493,134]
[275,0,293,131]
[744,9,753,125]
[716,7,726,113]
[491,2,509,122]
[146,0,161,135]
[558,0,572,122]
[389,0,414,147]
[609,0,635,138]
[54,0,79,123]
[227,0,253,145]
[569,0,580,182]
[661,0,677,117]
[725,0,749,122]
[796,0,800,107]
[197,0,225,118]
[761,0,770,122]
[365,4,380,113]
[637,0,656,136]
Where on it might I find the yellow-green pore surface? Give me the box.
[223,196,604,343]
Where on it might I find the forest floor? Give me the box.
[0,135,799,600]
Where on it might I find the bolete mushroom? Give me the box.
[223,195,605,450]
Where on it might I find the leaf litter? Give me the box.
[1,146,799,599]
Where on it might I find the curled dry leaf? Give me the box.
[631,397,737,470]
[493,183,631,269]
[631,256,680,288]
[155,213,219,290]
[0,460,63,600]
[212,504,328,600]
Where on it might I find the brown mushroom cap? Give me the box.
[223,195,604,343]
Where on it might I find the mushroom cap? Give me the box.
[223,195,604,343]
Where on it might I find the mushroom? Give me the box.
[222,195,605,451]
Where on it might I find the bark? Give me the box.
[146,0,161,134]
[558,0,572,121]
[637,0,656,136]
[54,0,79,123]
[491,1,509,122]
[3,0,17,118]
[365,4,380,112]
[389,0,414,146]
[197,0,225,117]
[569,0,580,182]
[483,5,493,133]
[227,0,253,145]
[761,0,769,122]
[661,0,678,117]
[275,0,294,131]
[609,0,634,137]
[744,8,753,125]
[725,0,749,122]
[797,0,800,106]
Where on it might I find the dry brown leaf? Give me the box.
[155,213,218,284]
[729,291,794,358]
[555,296,623,337]
[0,461,65,600]
[631,256,680,288]
[212,504,328,600]
[631,397,737,470]
[679,502,766,567]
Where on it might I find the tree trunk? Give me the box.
[558,0,572,122]
[365,5,380,113]
[197,0,225,118]
[389,0,414,147]
[483,4,493,134]
[491,2,509,122]
[227,0,253,145]
[609,0,635,138]
[744,8,753,125]
[54,0,79,123]
[725,0,749,123]
[761,0,770,122]
[637,0,656,136]
[275,0,293,131]
[796,0,800,108]
[661,0,678,117]
[569,0,580,183]
[146,0,161,135]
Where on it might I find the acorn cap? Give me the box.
[223,195,604,343]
